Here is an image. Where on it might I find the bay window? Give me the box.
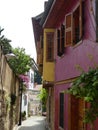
[65,1,83,46]
[46,32,54,61]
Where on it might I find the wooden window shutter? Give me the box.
[57,25,65,57]
[61,24,65,54]
[59,93,64,128]
[46,32,54,61]
[78,99,85,130]
[79,0,83,40]
[65,14,73,46]
[57,29,61,56]
[73,1,84,44]
[71,95,79,130]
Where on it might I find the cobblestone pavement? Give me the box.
[13,116,47,130]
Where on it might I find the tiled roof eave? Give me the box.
[40,0,55,26]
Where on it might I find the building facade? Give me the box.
[32,0,98,130]
[0,46,20,130]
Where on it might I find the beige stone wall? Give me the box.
[0,53,20,130]
[27,86,42,116]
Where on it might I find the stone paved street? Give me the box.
[13,116,47,130]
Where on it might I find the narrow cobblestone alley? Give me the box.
[13,116,47,130]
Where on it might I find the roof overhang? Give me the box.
[32,13,43,46]
[41,0,78,28]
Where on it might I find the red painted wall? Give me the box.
[54,83,70,130]
[55,0,97,81]
[54,0,98,130]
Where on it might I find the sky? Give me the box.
[0,0,46,61]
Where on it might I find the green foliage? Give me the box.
[5,94,11,112]
[0,27,12,54]
[38,88,48,103]
[21,111,26,120]
[8,47,32,75]
[67,68,98,124]
[38,88,48,111]
[0,27,32,76]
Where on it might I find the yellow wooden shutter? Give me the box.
[46,32,54,61]
[65,14,73,46]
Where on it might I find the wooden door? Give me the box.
[70,95,85,130]
[78,98,85,130]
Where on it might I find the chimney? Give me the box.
[44,1,48,11]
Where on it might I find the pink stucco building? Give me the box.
[32,0,98,130]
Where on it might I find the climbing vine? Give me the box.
[38,88,48,112]
[67,68,98,125]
